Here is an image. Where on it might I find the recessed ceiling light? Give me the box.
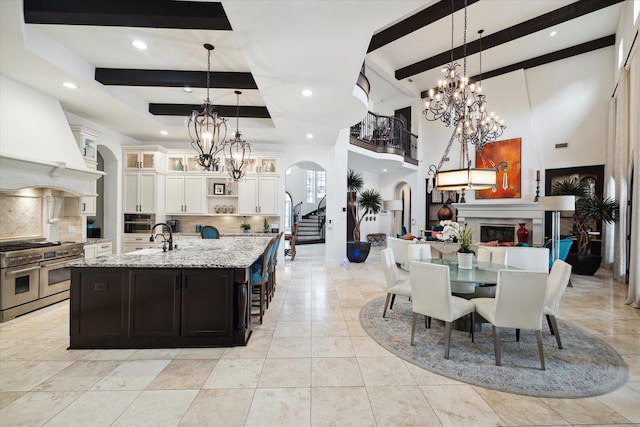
[383,169,388,172]
[160,130,168,136]
[183,87,193,93]
[62,82,77,89]
[132,40,147,50]
[549,31,557,37]
[306,133,313,139]
[302,89,312,97]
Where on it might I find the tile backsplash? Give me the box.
[170,215,280,234]
[0,192,43,240]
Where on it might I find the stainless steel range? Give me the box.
[0,240,84,321]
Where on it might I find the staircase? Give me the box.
[295,214,325,245]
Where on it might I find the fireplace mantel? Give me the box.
[453,203,544,246]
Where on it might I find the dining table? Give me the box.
[400,258,520,296]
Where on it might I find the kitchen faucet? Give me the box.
[150,223,175,251]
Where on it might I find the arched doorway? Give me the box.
[393,181,411,236]
[285,161,327,245]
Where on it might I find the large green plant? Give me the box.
[347,169,383,242]
[551,179,618,255]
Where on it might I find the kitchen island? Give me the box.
[69,236,272,349]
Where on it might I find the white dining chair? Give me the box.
[477,246,508,264]
[505,247,549,272]
[408,243,432,261]
[471,270,548,370]
[381,248,411,317]
[409,261,475,359]
[544,259,572,348]
[476,246,492,262]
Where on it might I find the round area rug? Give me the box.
[360,296,628,398]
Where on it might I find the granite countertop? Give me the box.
[71,236,273,269]
[84,238,113,245]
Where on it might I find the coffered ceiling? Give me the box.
[0,0,625,153]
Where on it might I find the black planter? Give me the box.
[346,241,371,263]
[566,253,602,275]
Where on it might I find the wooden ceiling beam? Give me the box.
[149,104,271,119]
[397,0,624,80]
[23,0,232,30]
[419,35,615,98]
[367,0,480,53]
[95,69,258,90]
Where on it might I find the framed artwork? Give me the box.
[475,137,521,199]
[213,183,225,195]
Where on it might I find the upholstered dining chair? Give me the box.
[408,243,432,262]
[284,223,298,260]
[544,259,572,349]
[544,237,573,269]
[505,247,549,272]
[200,225,220,239]
[409,261,475,359]
[477,246,508,264]
[267,232,284,302]
[381,248,411,317]
[471,270,549,370]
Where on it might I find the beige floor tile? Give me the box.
[474,387,570,425]
[421,384,504,426]
[128,348,181,360]
[345,320,368,337]
[33,360,120,392]
[81,349,137,360]
[222,335,272,359]
[367,385,443,426]
[311,336,355,357]
[245,387,311,427]
[358,357,416,386]
[0,360,73,391]
[403,361,463,386]
[351,336,394,357]
[43,390,140,427]
[0,391,81,426]
[34,344,94,361]
[203,358,264,388]
[147,359,218,390]
[91,359,170,391]
[267,337,311,358]
[179,389,255,426]
[311,320,349,337]
[174,347,226,360]
[595,385,640,423]
[273,321,312,337]
[541,396,631,424]
[311,387,375,426]
[278,308,312,322]
[258,358,311,387]
[111,389,198,427]
[0,391,24,409]
[311,357,364,387]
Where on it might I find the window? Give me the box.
[316,171,326,200]
[284,192,292,232]
[305,170,315,203]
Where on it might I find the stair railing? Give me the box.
[317,195,326,238]
[349,111,418,163]
[293,202,302,225]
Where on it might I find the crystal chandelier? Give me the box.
[188,43,227,170]
[224,90,252,181]
[424,0,505,197]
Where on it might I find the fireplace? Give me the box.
[454,203,544,246]
[480,225,515,243]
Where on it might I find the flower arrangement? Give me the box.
[438,220,473,253]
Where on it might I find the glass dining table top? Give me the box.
[400,258,519,286]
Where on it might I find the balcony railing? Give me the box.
[349,111,418,165]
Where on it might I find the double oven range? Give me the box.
[0,240,84,321]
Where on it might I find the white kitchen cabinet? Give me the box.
[238,176,278,215]
[124,172,156,213]
[165,175,204,214]
[70,125,100,170]
[125,151,157,170]
[122,234,156,253]
[64,196,96,216]
[84,241,112,259]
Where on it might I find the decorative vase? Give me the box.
[243,229,249,234]
[437,204,453,221]
[457,252,473,269]
[517,223,529,244]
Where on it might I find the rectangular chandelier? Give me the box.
[436,167,497,191]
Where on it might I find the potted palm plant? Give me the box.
[347,169,383,263]
[551,179,618,275]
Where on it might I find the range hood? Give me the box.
[0,76,103,195]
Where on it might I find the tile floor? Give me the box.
[0,244,639,426]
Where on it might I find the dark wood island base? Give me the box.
[69,267,251,349]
